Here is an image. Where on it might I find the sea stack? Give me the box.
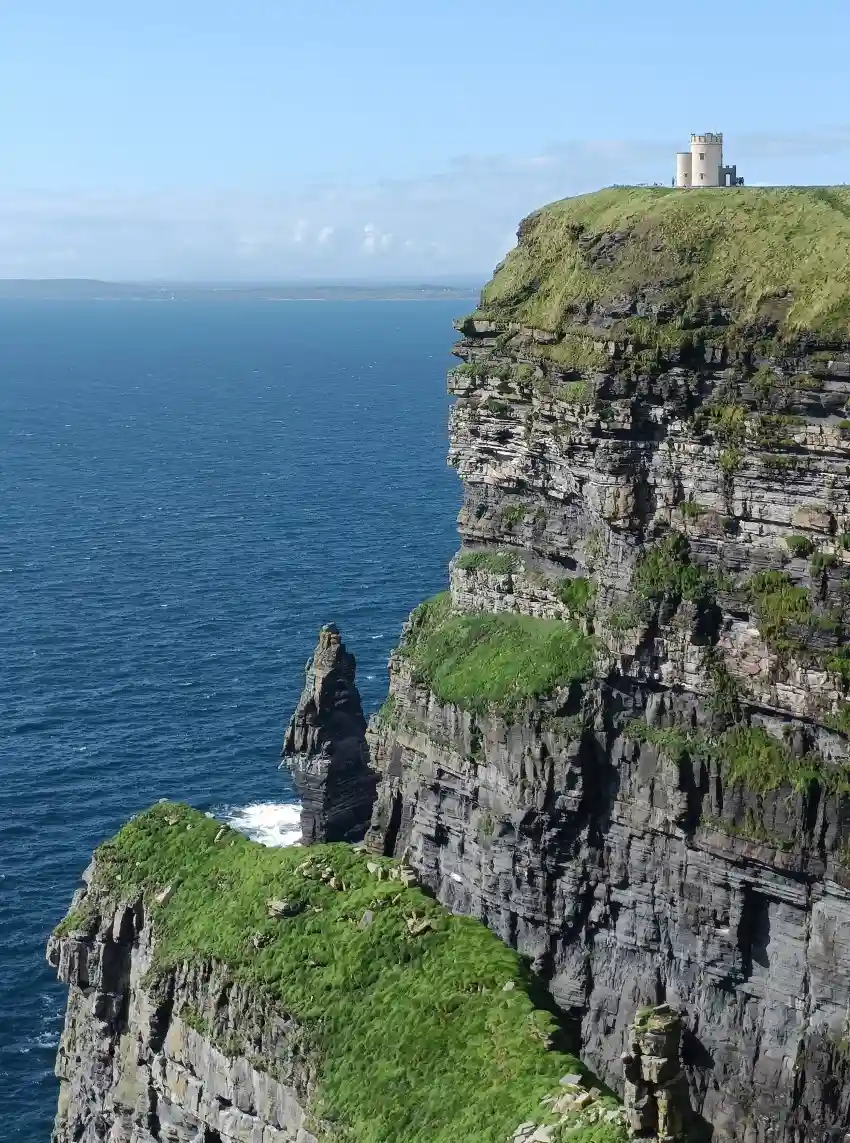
[281,623,376,844]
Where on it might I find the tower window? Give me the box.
[699,153,705,160]
[699,173,704,180]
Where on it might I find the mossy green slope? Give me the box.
[477,186,850,341]
[61,802,623,1143]
[400,593,596,716]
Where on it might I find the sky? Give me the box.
[2,0,850,280]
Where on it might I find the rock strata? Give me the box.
[281,623,376,844]
[47,894,320,1143]
[364,188,850,1141]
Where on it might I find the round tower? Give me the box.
[675,152,693,187]
[690,133,723,187]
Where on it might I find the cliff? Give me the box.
[48,186,850,1142]
[47,802,629,1143]
[364,187,850,1141]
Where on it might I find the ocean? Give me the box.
[0,299,464,1141]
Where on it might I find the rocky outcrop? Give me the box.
[622,1005,689,1142]
[364,190,850,1141]
[46,187,850,1143]
[281,624,376,844]
[48,804,626,1143]
[47,872,320,1142]
[365,664,850,1140]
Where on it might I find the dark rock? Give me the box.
[365,669,850,1141]
[281,624,377,845]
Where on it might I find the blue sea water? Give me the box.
[0,299,463,1142]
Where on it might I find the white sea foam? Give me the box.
[224,801,301,847]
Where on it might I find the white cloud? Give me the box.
[1,126,849,278]
[362,222,378,254]
[362,222,393,255]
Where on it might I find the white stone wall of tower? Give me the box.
[690,135,723,187]
[675,153,693,187]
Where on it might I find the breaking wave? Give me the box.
[224,801,302,847]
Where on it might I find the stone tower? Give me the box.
[675,132,739,187]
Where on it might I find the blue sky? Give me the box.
[2,0,850,279]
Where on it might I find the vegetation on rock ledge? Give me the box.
[627,718,850,796]
[456,550,519,575]
[401,593,596,717]
[58,802,625,1143]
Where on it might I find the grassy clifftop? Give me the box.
[476,186,850,342]
[58,802,624,1143]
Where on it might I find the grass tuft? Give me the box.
[633,534,716,608]
[554,577,595,616]
[456,550,519,575]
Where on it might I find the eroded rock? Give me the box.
[281,623,377,844]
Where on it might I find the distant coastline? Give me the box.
[0,279,483,303]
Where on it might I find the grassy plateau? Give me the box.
[57,803,624,1143]
[475,186,850,343]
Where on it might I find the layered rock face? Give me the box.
[48,804,627,1143]
[47,870,320,1143]
[366,188,850,1141]
[282,623,376,844]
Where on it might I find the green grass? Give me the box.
[556,379,590,404]
[400,594,596,717]
[717,725,832,794]
[745,570,847,666]
[751,364,779,402]
[709,403,748,443]
[824,703,850,737]
[811,551,838,575]
[625,719,693,763]
[748,570,814,654]
[625,718,849,796]
[500,505,529,528]
[58,803,624,1143]
[718,446,743,475]
[456,550,519,575]
[678,500,705,519]
[471,186,850,342]
[553,576,595,615]
[374,694,399,728]
[633,534,716,608]
[786,534,814,558]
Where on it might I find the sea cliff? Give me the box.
[50,186,850,1142]
[48,803,629,1143]
[364,187,850,1141]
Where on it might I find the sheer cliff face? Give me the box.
[366,188,850,1141]
[48,893,320,1143]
